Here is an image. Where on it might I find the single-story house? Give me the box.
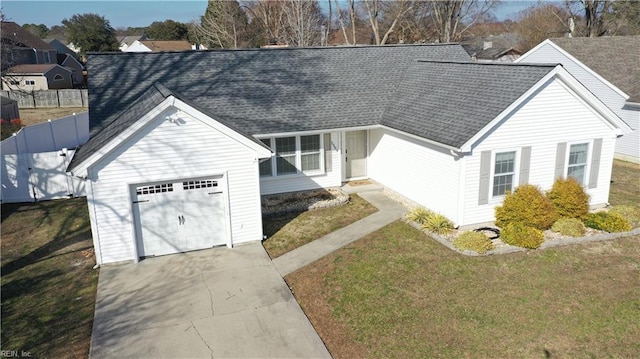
[68,45,631,265]
[516,36,640,164]
[2,64,73,90]
[123,40,194,52]
[57,53,84,87]
[461,33,522,62]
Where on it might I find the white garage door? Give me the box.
[134,178,227,258]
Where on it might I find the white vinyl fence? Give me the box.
[1,149,86,202]
[1,112,89,203]
[1,112,89,154]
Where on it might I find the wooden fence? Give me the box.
[0,89,88,108]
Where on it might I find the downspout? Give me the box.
[33,48,39,64]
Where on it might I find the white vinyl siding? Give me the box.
[368,128,461,224]
[567,143,589,184]
[519,42,639,163]
[87,107,264,264]
[462,77,617,226]
[259,132,341,195]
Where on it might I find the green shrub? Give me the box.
[407,207,433,225]
[453,231,495,254]
[551,218,586,237]
[501,223,544,249]
[422,212,455,235]
[495,184,557,230]
[608,205,640,228]
[584,211,632,233]
[547,177,590,219]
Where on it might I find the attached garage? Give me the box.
[67,84,271,265]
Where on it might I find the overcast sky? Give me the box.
[2,0,536,29]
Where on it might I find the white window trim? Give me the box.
[53,74,64,81]
[489,148,520,201]
[565,140,591,185]
[43,51,51,64]
[259,134,325,179]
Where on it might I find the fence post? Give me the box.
[48,119,58,149]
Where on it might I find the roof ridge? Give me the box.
[415,59,559,68]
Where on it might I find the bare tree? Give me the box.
[192,0,249,48]
[515,3,571,52]
[334,0,358,45]
[363,0,415,45]
[280,0,323,47]
[429,0,499,43]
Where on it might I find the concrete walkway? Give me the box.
[272,189,408,276]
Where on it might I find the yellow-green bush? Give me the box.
[501,223,545,249]
[422,212,455,235]
[495,184,557,230]
[407,207,433,225]
[584,211,632,233]
[453,231,495,254]
[547,177,590,219]
[551,218,586,237]
[608,205,640,228]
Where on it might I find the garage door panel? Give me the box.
[183,191,226,249]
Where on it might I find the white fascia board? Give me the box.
[69,97,174,176]
[517,39,629,100]
[172,98,272,158]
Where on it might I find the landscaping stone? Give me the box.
[262,188,349,217]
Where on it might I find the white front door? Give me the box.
[134,177,227,258]
[345,130,367,179]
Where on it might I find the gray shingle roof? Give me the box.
[382,61,555,148]
[550,36,640,102]
[70,45,557,170]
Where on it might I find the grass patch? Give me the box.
[1,197,98,358]
[609,159,640,209]
[262,194,377,258]
[287,221,640,358]
[17,107,87,127]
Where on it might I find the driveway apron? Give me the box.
[89,242,331,358]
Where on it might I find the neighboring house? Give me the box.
[46,38,77,57]
[2,64,73,90]
[1,21,57,70]
[118,35,146,52]
[67,45,630,265]
[123,40,193,52]
[461,33,522,62]
[516,36,640,163]
[57,53,84,87]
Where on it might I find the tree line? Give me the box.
[15,0,640,55]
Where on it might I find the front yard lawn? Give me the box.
[287,221,640,358]
[1,197,98,358]
[262,193,377,258]
[609,159,640,209]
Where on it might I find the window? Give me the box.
[183,180,217,190]
[300,135,321,171]
[276,137,297,175]
[53,74,64,81]
[136,183,173,195]
[493,151,516,197]
[259,139,272,177]
[260,134,327,177]
[24,80,35,86]
[43,51,50,63]
[9,80,19,86]
[567,143,588,184]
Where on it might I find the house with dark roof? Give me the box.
[68,45,630,265]
[461,33,522,62]
[516,36,640,163]
[1,21,57,70]
[2,64,73,90]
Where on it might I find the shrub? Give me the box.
[495,184,557,230]
[407,207,433,225]
[584,211,632,233]
[422,212,455,235]
[0,118,22,141]
[551,218,586,237]
[453,231,495,254]
[501,223,545,249]
[547,177,590,219]
[608,205,640,228]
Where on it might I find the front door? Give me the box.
[345,130,367,179]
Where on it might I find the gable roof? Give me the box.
[549,36,640,103]
[461,33,522,60]
[382,61,555,148]
[86,44,471,137]
[118,35,145,46]
[138,40,192,51]
[1,22,55,50]
[5,64,70,75]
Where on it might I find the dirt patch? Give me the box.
[17,107,87,127]
[346,180,373,186]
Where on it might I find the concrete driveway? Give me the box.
[90,242,331,358]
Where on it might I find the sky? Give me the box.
[2,0,538,29]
